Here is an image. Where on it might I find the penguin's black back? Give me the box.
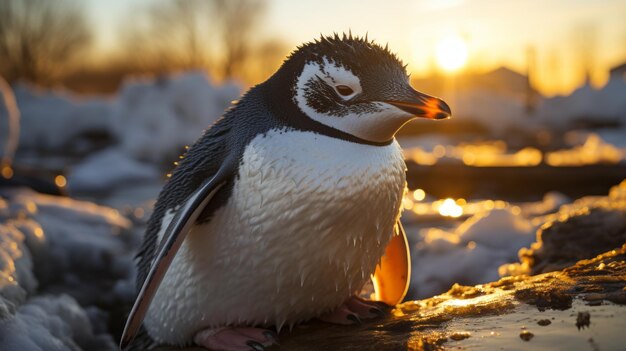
[135,86,281,292]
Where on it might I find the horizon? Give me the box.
[86,0,626,97]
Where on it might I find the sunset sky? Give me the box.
[88,0,626,96]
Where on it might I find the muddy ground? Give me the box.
[157,244,626,351]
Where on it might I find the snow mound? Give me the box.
[0,188,139,350]
[538,78,626,128]
[0,294,116,351]
[67,148,160,194]
[110,72,240,165]
[410,208,536,298]
[12,84,112,155]
[456,209,535,250]
[10,71,241,171]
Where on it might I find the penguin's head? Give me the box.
[280,34,451,143]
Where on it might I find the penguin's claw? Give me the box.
[246,341,266,351]
[346,313,362,325]
[345,296,388,318]
[318,296,388,325]
[194,327,277,351]
[262,331,279,345]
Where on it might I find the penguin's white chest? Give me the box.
[146,129,406,344]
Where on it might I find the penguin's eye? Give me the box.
[335,85,354,97]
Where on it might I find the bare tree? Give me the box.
[0,0,92,85]
[122,0,211,71]
[121,0,269,81]
[571,22,598,85]
[213,0,266,79]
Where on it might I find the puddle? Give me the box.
[445,300,626,350]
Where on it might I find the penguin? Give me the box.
[121,33,451,351]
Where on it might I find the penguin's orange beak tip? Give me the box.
[385,93,452,120]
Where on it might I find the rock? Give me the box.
[519,329,534,341]
[507,180,626,275]
[537,319,551,326]
[576,311,590,330]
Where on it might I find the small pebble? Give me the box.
[519,330,534,341]
[537,319,551,326]
[576,311,591,330]
[449,331,471,341]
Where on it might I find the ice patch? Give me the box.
[410,208,536,298]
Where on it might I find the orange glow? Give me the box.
[462,147,542,167]
[403,140,544,167]
[437,198,464,217]
[403,148,438,165]
[433,145,446,158]
[405,195,520,218]
[1,164,13,179]
[25,202,37,213]
[33,227,44,239]
[134,208,145,219]
[413,189,426,201]
[546,134,624,166]
[54,175,67,188]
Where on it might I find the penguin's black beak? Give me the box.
[385,88,451,120]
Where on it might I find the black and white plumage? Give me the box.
[121,34,451,350]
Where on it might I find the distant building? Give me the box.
[411,66,541,102]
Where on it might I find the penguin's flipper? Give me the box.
[372,221,411,306]
[120,161,234,350]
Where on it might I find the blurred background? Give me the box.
[1,0,626,302]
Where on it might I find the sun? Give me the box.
[436,36,468,72]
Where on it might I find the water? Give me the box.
[447,300,626,350]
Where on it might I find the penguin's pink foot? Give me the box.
[193,327,277,351]
[318,296,387,325]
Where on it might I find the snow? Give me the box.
[456,209,535,250]
[110,72,240,164]
[7,71,241,208]
[0,294,116,351]
[67,148,160,194]
[11,84,112,155]
[408,208,537,298]
[538,78,626,128]
[0,188,137,351]
[9,71,240,181]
